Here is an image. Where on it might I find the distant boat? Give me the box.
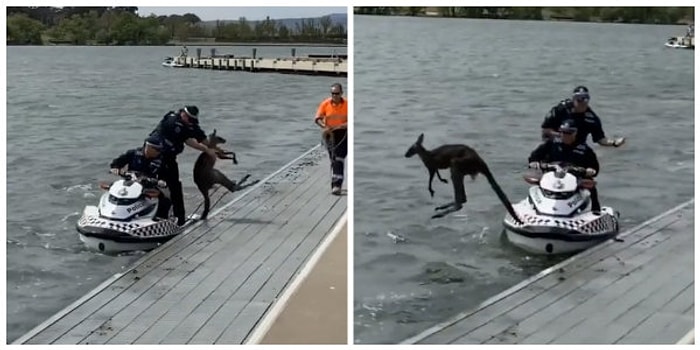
[162,56,185,67]
[665,36,693,49]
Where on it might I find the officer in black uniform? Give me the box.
[149,105,216,225]
[529,120,602,213]
[541,86,625,148]
[110,135,171,220]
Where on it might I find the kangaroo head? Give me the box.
[404,133,424,158]
[207,129,227,149]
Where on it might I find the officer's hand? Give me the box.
[528,162,540,170]
[110,168,121,176]
[585,168,597,177]
[157,180,167,188]
[612,137,625,147]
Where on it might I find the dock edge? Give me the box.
[400,198,695,344]
[12,143,323,345]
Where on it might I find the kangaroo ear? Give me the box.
[213,129,217,135]
[417,133,424,145]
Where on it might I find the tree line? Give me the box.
[7,7,346,45]
[354,7,694,25]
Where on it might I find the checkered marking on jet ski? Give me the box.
[79,216,141,233]
[506,213,618,234]
[79,215,180,238]
[506,214,586,228]
[578,215,617,234]
[129,220,180,238]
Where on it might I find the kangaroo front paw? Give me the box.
[439,179,448,183]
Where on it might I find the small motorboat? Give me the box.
[162,56,185,67]
[665,36,694,49]
[76,171,197,253]
[503,163,620,255]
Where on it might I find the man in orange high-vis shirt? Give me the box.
[315,82,348,195]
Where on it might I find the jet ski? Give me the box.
[503,163,620,255]
[76,171,196,253]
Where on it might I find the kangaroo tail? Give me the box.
[480,159,523,225]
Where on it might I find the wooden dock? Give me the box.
[169,48,347,76]
[13,145,347,345]
[402,199,694,345]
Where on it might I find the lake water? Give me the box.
[352,15,694,344]
[6,44,346,343]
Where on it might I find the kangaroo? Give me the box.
[405,133,523,223]
[193,129,259,220]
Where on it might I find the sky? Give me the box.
[136,6,347,21]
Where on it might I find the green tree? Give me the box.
[7,13,44,44]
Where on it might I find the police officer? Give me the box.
[541,86,625,148]
[110,135,170,220]
[149,105,217,225]
[529,120,602,213]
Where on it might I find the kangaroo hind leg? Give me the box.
[198,184,211,220]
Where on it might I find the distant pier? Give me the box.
[166,47,347,77]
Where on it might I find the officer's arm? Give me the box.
[185,138,211,153]
[528,142,548,163]
[587,148,600,175]
[591,116,615,146]
[541,107,561,140]
[110,150,133,169]
[185,125,213,153]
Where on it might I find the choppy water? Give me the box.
[353,15,694,344]
[6,44,346,343]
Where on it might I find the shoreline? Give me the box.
[8,42,347,47]
[354,13,693,26]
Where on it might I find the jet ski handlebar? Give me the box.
[118,171,167,189]
[537,163,587,177]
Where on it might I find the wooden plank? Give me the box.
[517,233,689,344]
[593,286,693,344]
[101,165,325,344]
[620,312,693,344]
[254,198,344,303]
[128,168,328,344]
[417,208,686,344]
[21,148,334,345]
[72,179,300,345]
[179,179,330,344]
[587,263,693,344]
[187,179,340,343]
[29,182,269,344]
[411,201,692,344]
[465,224,688,344]
[550,242,691,343]
[616,282,694,343]
[478,215,691,344]
[216,199,346,343]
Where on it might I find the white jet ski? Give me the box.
[503,163,620,255]
[76,171,197,253]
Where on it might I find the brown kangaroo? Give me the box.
[193,129,259,220]
[405,133,523,223]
